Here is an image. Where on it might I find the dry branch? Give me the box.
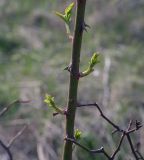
[74,102,143,159]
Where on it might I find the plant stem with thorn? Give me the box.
[62,1,86,160]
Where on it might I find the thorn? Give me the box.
[64,64,80,79]
[64,66,69,71]
[53,109,68,117]
[65,135,75,140]
[84,22,90,28]
[53,112,59,116]
[64,63,72,72]
[82,21,90,32]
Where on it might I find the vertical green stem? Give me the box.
[62,0,86,160]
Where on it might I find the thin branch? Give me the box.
[127,126,143,134]
[78,103,122,132]
[110,121,132,159]
[78,103,143,160]
[65,137,111,159]
[127,120,133,131]
[0,100,30,117]
[7,124,28,148]
[110,133,125,159]
[127,134,139,160]
[0,140,13,160]
[0,125,28,160]
[65,137,92,153]
[0,100,29,159]
[135,151,144,160]
[0,100,19,117]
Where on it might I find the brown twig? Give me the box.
[65,137,110,159]
[135,150,144,160]
[0,100,30,117]
[0,140,13,160]
[0,125,28,160]
[127,134,139,160]
[7,124,28,148]
[77,103,122,132]
[0,100,19,117]
[77,103,143,160]
[0,99,29,159]
[110,133,125,159]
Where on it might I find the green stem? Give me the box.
[62,0,86,160]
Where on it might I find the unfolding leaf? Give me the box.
[74,129,82,140]
[55,12,66,22]
[44,94,55,107]
[89,53,100,68]
[81,53,100,77]
[44,94,65,115]
[56,2,74,24]
[65,2,74,16]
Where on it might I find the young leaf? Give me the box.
[44,94,65,115]
[65,2,74,23]
[89,52,100,68]
[74,129,82,140]
[44,94,55,107]
[55,12,66,22]
[81,53,100,77]
[55,2,74,35]
[56,2,74,24]
[65,2,74,16]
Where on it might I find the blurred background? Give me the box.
[0,0,144,159]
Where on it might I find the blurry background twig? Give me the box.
[0,100,28,159]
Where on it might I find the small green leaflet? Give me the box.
[65,2,74,16]
[55,12,66,22]
[74,129,82,140]
[64,2,74,23]
[55,2,74,34]
[44,94,65,115]
[81,53,100,77]
[89,53,100,68]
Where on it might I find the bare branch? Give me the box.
[110,133,125,159]
[0,100,30,117]
[0,100,19,117]
[0,99,29,160]
[135,150,144,160]
[77,103,122,132]
[65,137,111,159]
[7,124,28,148]
[77,103,143,159]
[127,134,139,160]
[0,124,28,160]
[0,140,13,160]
